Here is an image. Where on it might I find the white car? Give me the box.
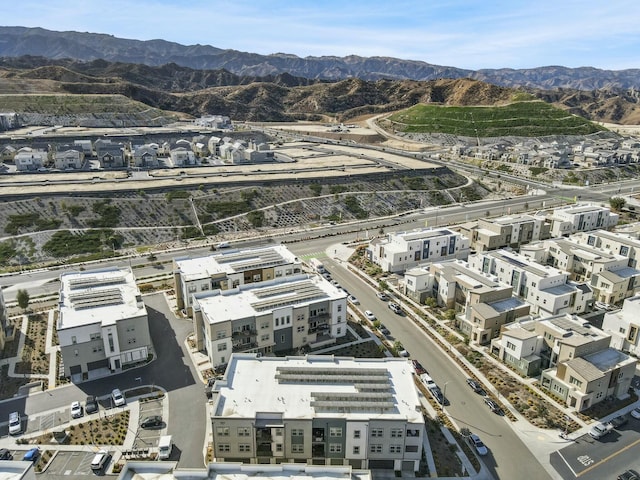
[8,412,21,435]
[469,434,488,456]
[347,295,359,305]
[111,388,126,407]
[376,291,388,301]
[364,310,376,320]
[630,408,640,420]
[70,401,83,419]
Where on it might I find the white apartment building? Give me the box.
[548,204,618,237]
[468,250,592,316]
[192,275,347,368]
[57,267,152,381]
[602,295,640,356]
[573,229,640,268]
[367,228,469,273]
[173,245,302,314]
[208,354,425,471]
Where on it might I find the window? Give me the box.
[74,349,79,357]
[275,444,283,452]
[337,304,342,312]
[370,445,382,453]
[238,427,250,437]
[216,427,229,436]
[127,338,137,344]
[217,343,227,352]
[261,321,269,329]
[406,429,420,437]
[620,327,626,334]
[280,335,285,343]
[275,428,283,436]
[72,336,77,344]
[569,376,583,387]
[292,444,304,453]
[217,444,230,453]
[201,283,209,291]
[353,430,361,439]
[291,428,304,436]
[337,327,341,335]
[329,444,342,453]
[371,428,383,437]
[506,341,516,351]
[329,427,342,437]
[188,285,197,293]
[297,326,305,332]
[261,334,270,341]
[390,428,403,438]
[238,444,251,452]
[389,445,402,454]
[353,446,360,455]
[92,346,103,353]
[405,445,419,453]
[217,330,225,339]
[126,326,135,332]
[90,333,101,340]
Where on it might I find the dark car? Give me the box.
[610,415,629,428]
[378,324,390,336]
[205,377,217,398]
[412,360,427,375]
[618,470,640,480]
[0,448,13,460]
[23,447,40,462]
[85,396,99,414]
[466,378,485,394]
[140,415,163,429]
[484,398,501,413]
[429,386,446,405]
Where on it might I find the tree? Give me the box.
[16,289,30,311]
[444,309,456,321]
[609,196,626,212]
[378,280,389,291]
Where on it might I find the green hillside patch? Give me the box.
[388,101,605,137]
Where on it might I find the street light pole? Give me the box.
[442,381,450,414]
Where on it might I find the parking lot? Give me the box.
[134,397,165,450]
[552,415,640,479]
[45,450,111,477]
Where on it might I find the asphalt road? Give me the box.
[311,254,553,480]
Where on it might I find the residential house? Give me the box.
[57,267,152,381]
[572,230,640,268]
[243,140,274,163]
[458,214,550,252]
[0,145,16,163]
[367,228,470,273]
[219,140,246,163]
[53,145,84,170]
[73,139,93,157]
[173,245,302,314]
[14,148,47,171]
[490,319,543,376]
[94,139,125,168]
[547,204,618,237]
[132,145,158,168]
[0,112,18,131]
[169,146,196,167]
[194,115,231,130]
[602,295,640,356]
[191,275,348,365]
[468,249,592,316]
[208,354,424,471]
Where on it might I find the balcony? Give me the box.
[233,341,258,352]
[232,329,257,338]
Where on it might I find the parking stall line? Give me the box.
[576,437,640,477]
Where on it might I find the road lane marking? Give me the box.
[576,436,640,477]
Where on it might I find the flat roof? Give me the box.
[489,296,527,313]
[58,267,145,330]
[195,275,345,323]
[175,244,299,281]
[211,354,424,422]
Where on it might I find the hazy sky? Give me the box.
[5,0,640,70]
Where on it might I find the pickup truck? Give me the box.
[588,422,614,439]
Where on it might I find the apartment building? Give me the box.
[540,346,635,411]
[490,320,543,376]
[547,204,618,237]
[573,229,640,268]
[468,250,592,316]
[192,275,347,368]
[367,228,469,273]
[208,354,424,471]
[602,295,640,356]
[459,295,530,346]
[57,267,152,381]
[174,245,302,314]
[458,214,550,252]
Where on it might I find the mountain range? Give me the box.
[1,26,640,91]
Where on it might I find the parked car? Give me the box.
[610,415,628,428]
[8,412,21,435]
[388,302,402,314]
[364,310,376,321]
[90,450,110,471]
[205,377,217,399]
[22,447,40,462]
[588,422,614,439]
[140,415,163,429]
[469,433,488,456]
[85,396,99,414]
[111,388,125,407]
[70,401,83,419]
[429,385,445,405]
[376,291,388,301]
[618,470,640,480]
[378,324,390,336]
[0,448,13,460]
[484,398,501,414]
[399,349,410,357]
[412,360,427,375]
[466,378,484,394]
[347,295,359,305]
[631,408,640,420]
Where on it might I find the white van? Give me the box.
[158,435,173,460]
[90,450,109,471]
